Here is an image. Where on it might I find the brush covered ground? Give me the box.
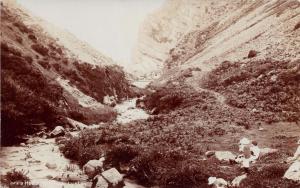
[60,58,300,187]
[1,4,134,145]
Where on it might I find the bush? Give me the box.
[1,169,30,184]
[52,63,61,72]
[15,35,23,44]
[31,44,49,56]
[60,130,104,166]
[294,21,300,31]
[38,60,51,69]
[69,110,85,122]
[106,144,139,169]
[13,21,32,33]
[28,34,37,42]
[248,50,257,58]
[144,88,185,114]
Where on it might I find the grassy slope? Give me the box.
[1,5,133,145]
[202,59,300,123]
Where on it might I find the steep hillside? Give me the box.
[133,0,300,78]
[165,0,300,69]
[1,2,133,145]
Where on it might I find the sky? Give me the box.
[17,0,164,63]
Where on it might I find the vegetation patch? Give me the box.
[1,42,66,145]
[202,59,300,123]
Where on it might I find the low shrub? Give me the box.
[70,62,132,102]
[13,21,32,33]
[106,144,139,169]
[28,34,37,42]
[31,44,49,56]
[240,164,300,188]
[52,63,61,72]
[1,169,30,184]
[68,110,85,122]
[203,59,300,122]
[60,130,104,166]
[15,35,23,44]
[294,21,300,31]
[38,60,51,69]
[248,50,257,58]
[144,87,185,114]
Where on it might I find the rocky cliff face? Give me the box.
[132,0,207,78]
[133,0,300,78]
[1,1,133,145]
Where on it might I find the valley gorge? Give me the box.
[1,0,300,188]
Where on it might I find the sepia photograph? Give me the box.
[0,0,300,187]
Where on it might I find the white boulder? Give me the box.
[231,174,247,186]
[205,151,215,158]
[67,118,87,130]
[103,95,117,107]
[94,175,109,188]
[49,126,65,137]
[250,145,260,161]
[284,161,300,181]
[284,139,300,181]
[101,168,123,186]
[54,172,84,183]
[236,137,262,168]
[45,162,57,169]
[208,177,228,188]
[239,137,251,152]
[83,157,105,178]
[286,141,300,163]
[260,148,278,158]
[215,151,236,162]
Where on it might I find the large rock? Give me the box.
[284,140,300,181]
[54,172,85,183]
[67,118,88,130]
[239,137,251,152]
[259,148,278,158]
[205,151,215,158]
[103,95,117,107]
[93,175,109,188]
[208,177,228,188]
[215,151,236,162]
[284,161,300,181]
[49,126,65,137]
[45,162,57,169]
[231,174,247,187]
[83,157,105,178]
[101,168,123,186]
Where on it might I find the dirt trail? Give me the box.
[186,71,226,105]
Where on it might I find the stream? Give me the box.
[0,81,150,188]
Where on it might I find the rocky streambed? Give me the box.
[0,95,150,188]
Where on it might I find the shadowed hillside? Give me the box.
[1,3,134,145]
